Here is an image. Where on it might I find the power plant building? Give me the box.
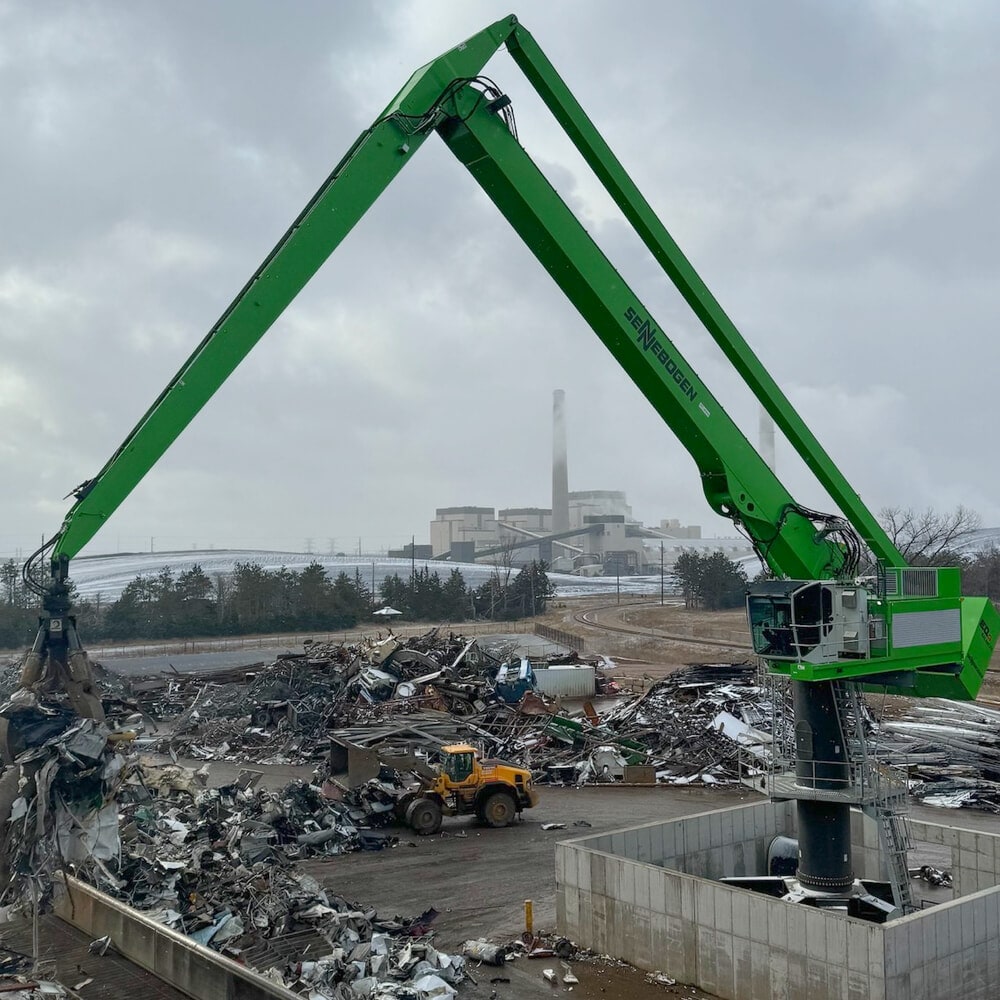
[426,390,751,573]
[429,506,498,562]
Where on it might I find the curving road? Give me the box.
[573,601,753,651]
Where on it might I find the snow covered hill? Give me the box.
[67,549,669,602]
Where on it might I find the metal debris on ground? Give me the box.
[114,630,641,785]
[115,644,789,792]
[876,700,1000,812]
[0,980,68,998]
[645,971,678,987]
[578,662,782,787]
[75,760,466,997]
[461,940,507,966]
[0,941,66,997]
[0,683,464,998]
[909,865,953,888]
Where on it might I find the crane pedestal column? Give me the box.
[792,680,853,892]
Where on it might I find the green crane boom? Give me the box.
[26,14,997,711]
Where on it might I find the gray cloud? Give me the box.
[2,0,999,560]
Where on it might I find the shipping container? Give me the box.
[533,664,596,698]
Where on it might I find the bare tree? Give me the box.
[482,536,518,619]
[962,546,1000,603]
[490,535,517,592]
[879,505,981,564]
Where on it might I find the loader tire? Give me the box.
[406,797,442,836]
[480,790,516,828]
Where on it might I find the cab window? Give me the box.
[444,752,474,782]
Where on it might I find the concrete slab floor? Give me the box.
[300,784,753,1000]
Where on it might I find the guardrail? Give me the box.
[760,753,908,804]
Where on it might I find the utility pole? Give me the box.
[616,561,620,605]
[410,535,415,582]
[371,561,376,609]
[660,541,664,605]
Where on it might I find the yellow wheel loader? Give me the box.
[330,739,538,836]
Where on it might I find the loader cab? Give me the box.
[441,745,477,785]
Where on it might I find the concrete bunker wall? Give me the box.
[555,800,1000,1000]
[54,875,296,1000]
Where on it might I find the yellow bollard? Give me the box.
[524,899,534,935]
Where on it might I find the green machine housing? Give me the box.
[748,569,999,698]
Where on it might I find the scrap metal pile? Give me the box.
[0,709,465,999]
[876,700,1000,813]
[139,632,525,765]
[123,632,782,790]
[88,763,467,997]
[585,662,782,785]
[0,697,127,910]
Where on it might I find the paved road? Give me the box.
[98,632,566,678]
[100,646,300,676]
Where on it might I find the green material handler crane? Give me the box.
[17,15,999,906]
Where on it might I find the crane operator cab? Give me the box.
[747,579,871,665]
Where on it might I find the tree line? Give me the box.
[672,506,1000,612]
[0,557,556,647]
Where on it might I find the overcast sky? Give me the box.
[2,0,999,560]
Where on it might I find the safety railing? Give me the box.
[764,754,908,804]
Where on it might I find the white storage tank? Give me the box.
[533,664,596,698]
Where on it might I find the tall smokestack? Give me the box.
[552,389,569,533]
[758,404,776,472]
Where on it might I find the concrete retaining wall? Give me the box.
[910,818,1000,896]
[882,887,1000,998]
[556,800,1000,1000]
[569,799,795,880]
[54,875,295,1000]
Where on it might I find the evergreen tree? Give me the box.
[176,565,216,635]
[104,574,155,639]
[0,558,35,648]
[330,572,369,627]
[379,573,410,612]
[440,568,469,620]
[674,550,747,610]
[296,561,332,629]
[510,561,555,616]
